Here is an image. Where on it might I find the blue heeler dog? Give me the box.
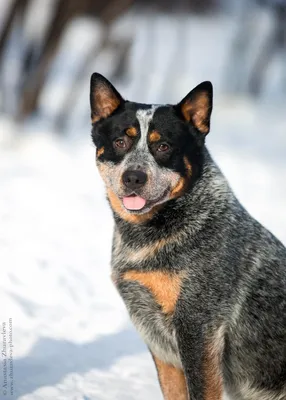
[90,72,286,400]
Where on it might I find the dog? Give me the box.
[90,72,286,400]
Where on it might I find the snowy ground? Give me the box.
[0,6,286,400]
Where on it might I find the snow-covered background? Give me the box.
[0,1,286,399]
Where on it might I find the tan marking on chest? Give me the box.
[123,270,185,314]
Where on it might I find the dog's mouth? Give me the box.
[122,194,146,211]
[122,189,170,213]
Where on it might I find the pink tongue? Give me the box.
[123,195,146,211]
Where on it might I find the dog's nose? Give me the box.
[122,170,147,189]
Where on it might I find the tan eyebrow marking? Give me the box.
[149,131,161,143]
[126,127,138,137]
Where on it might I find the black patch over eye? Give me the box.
[157,143,170,152]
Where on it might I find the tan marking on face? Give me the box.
[184,156,192,176]
[203,329,224,400]
[182,92,210,134]
[97,147,104,157]
[153,356,188,400]
[106,188,161,224]
[149,130,161,143]
[123,270,185,314]
[170,177,186,198]
[126,127,137,137]
[169,157,192,199]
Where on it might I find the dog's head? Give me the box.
[90,73,213,224]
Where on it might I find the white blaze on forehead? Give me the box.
[136,106,159,149]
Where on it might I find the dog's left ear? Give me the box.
[176,81,213,135]
[90,73,124,123]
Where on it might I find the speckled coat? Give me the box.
[90,73,286,400]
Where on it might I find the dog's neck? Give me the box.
[113,147,234,245]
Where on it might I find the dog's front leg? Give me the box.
[151,353,189,400]
[175,319,224,400]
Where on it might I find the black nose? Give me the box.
[122,170,147,189]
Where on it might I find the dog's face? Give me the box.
[90,73,213,223]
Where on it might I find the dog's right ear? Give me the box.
[90,73,124,123]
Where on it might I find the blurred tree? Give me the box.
[0,0,134,120]
[224,0,286,96]
[249,0,286,95]
[0,0,218,122]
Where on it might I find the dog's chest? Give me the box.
[112,268,183,368]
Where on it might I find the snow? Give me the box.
[0,5,286,400]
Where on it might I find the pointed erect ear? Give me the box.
[177,81,213,135]
[90,73,124,123]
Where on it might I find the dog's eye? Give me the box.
[114,138,126,149]
[157,143,170,152]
